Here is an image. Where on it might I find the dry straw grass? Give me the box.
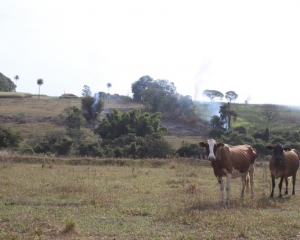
[0,157,300,239]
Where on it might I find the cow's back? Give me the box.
[222,144,257,173]
[284,149,300,177]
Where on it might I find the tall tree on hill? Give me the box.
[106,83,112,94]
[81,93,105,127]
[261,104,279,124]
[37,79,44,99]
[14,75,19,88]
[225,91,238,130]
[82,85,92,97]
[131,75,154,101]
[202,89,224,102]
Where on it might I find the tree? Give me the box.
[59,106,86,130]
[263,127,270,142]
[202,90,224,102]
[0,72,16,92]
[225,91,238,130]
[81,93,105,126]
[82,85,92,97]
[0,125,23,149]
[37,79,44,99]
[244,96,251,104]
[106,83,112,93]
[94,109,167,139]
[14,75,19,88]
[225,91,238,103]
[218,103,238,130]
[210,115,224,129]
[33,130,73,156]
[150,79,177,94]
[261,104,279,124]
[131,75,154,101]
[177,95,195,116]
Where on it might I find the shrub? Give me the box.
[176,142,202,158]
[235,126,247,134]
[208,128,225,138]
[33,131,73,156]
[77,140,104,157]
[0,126,23,149]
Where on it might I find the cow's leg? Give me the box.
[217,177,224,202]
[270,175,275,198]
[249,165,255,199]
[292,174,296,195]
[240,174,248,199]
[278,177,284,198]
[226,173,232,203]
[284,177,289,195]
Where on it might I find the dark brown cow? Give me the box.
[266,142,300,198]
[199,139,257,203]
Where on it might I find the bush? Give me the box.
[208,128,225,138]
[0,126,23,149]
[77,140,104,157]
[271,135,285,144]
[235,126,247,134]
[176,142,202,158]
[33,131,73,156]
[252,140,269,157]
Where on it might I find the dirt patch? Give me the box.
[161,119,210,137]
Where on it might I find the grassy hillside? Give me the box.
[195,101,300,133]
[230,103,300,132]
[1,93,300,150]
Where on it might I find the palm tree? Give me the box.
[106,83,112,94]
[37,79,44,99]
[14,75,19,88]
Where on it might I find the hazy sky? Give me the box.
[1,0,300,105]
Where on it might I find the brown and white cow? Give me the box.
[199,139,257,203]
[266,142,300,198]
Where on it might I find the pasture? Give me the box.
[1,153,300,239]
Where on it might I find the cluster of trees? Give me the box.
[203,89,238,130]
[131,76,197,123]
[0,84,172,158]
[28,104,173,158]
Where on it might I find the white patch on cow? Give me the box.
[207,139,216,159]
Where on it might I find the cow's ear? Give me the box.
[266,146,273,150]
[284,147,292,151]
[216,143,224,148]
[199,142,206,147]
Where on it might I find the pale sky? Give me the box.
[1,0,300,105]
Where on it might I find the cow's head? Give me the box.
[266,142,290,166]
[199,139,224,160]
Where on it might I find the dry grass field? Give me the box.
[1,94,300,239]
[1,151,300,239]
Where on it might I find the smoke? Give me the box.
[92,92,100,115]
[194,61,210,101]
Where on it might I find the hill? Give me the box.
[1,93,300,150]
